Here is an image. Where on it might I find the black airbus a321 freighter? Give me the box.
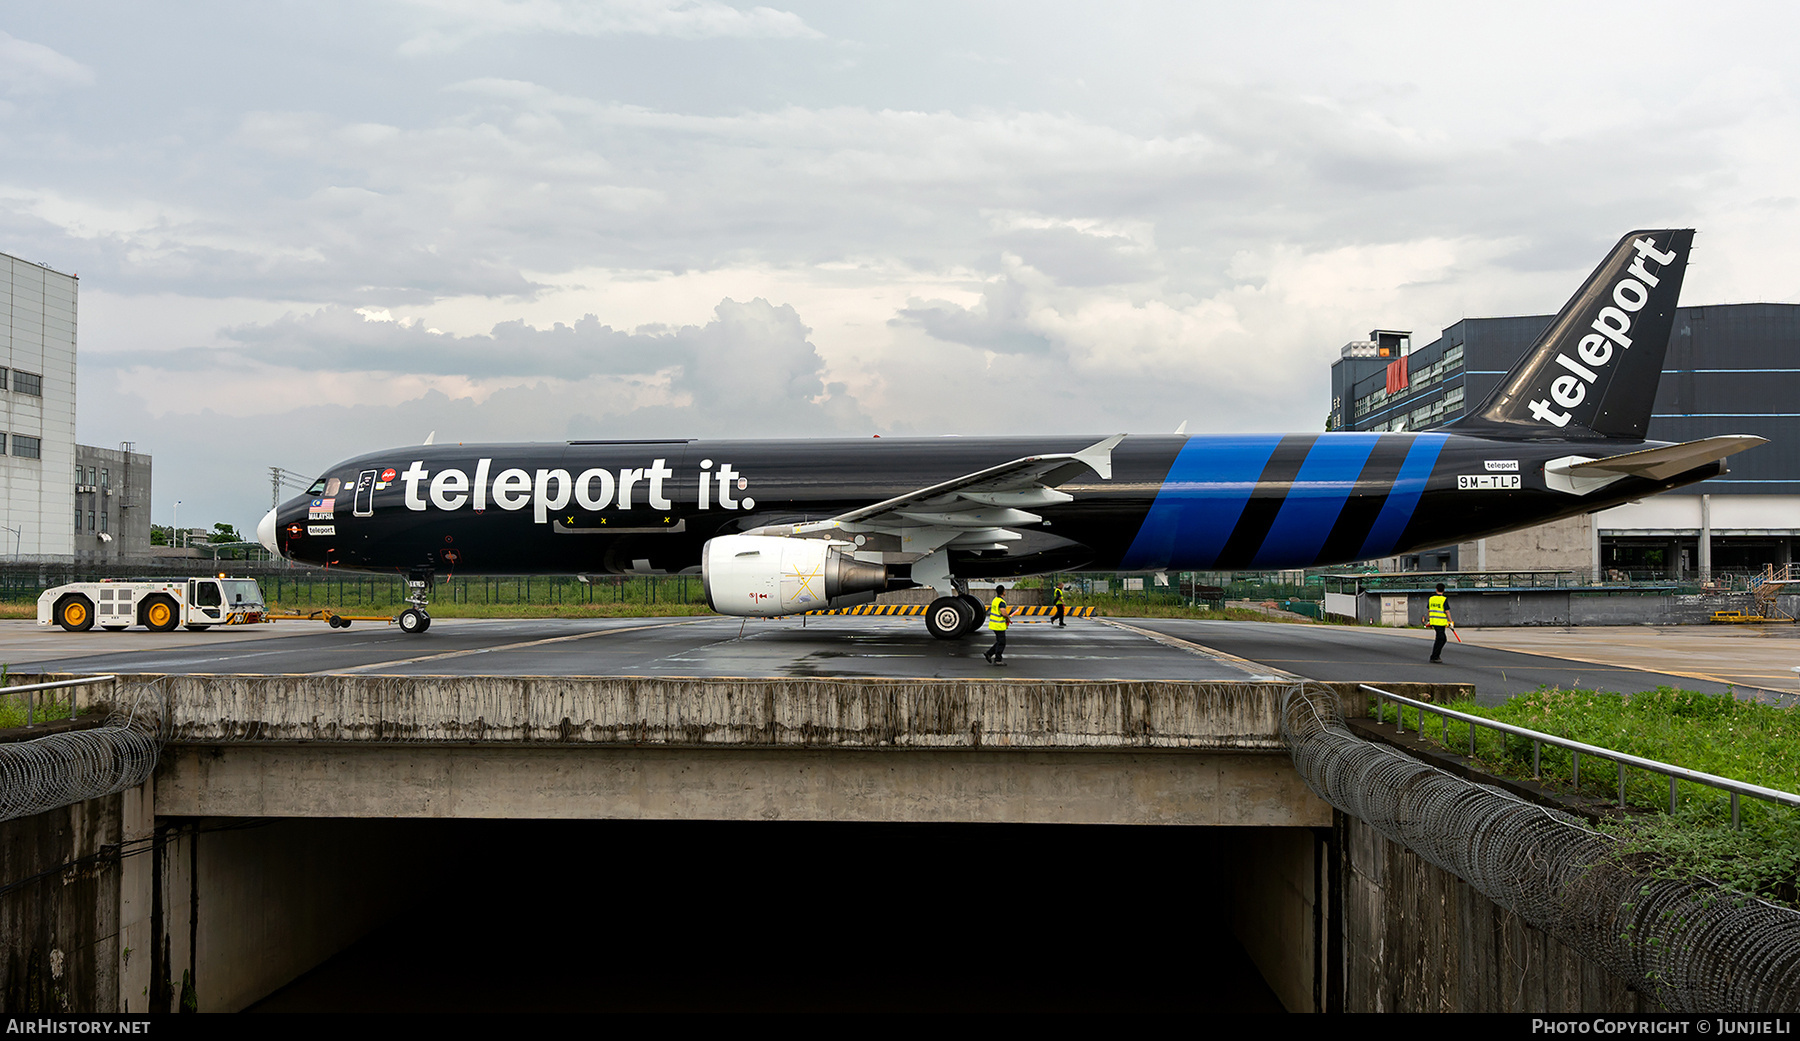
[258,229,1762,637]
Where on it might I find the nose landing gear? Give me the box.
[396,571,433,634]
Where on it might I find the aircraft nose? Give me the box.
[257,507,281,558]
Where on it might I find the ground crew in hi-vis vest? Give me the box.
[984,585,1012,665]
[1052,585,1067,628]
[1427,583,1453,663]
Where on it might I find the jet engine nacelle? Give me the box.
[702,534,890,617]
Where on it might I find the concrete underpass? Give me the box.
[2,617,1709,1012]
[7,671,1354,1012]
[229,818,1306,1013]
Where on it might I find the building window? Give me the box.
[101,469,109,487]
[12,372,42,397]
[100,512,108,533]
[88,512,95,532]
[12,436,40,459]
[75,509,82,532]
[74,464,83,486]
[0,368,8,391]
[88,466,96,485]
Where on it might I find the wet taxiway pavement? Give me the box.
[1126,619,1800,706]
[4,614,1796,704]
[0,615,1279,682]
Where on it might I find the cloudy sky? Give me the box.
[5,1,1800,529]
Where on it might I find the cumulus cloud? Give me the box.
[5,66,1734,306]
[89,296,871,432]
[395,0,822,53]
[0,32,93,95]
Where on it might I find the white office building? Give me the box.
[1,251,78,561]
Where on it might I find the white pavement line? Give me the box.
[314,619,709,675]
[1100,619,1302,681]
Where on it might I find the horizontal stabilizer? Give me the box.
[1543,435,1765,495]
[1563,434,1766,479]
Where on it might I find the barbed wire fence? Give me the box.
[1281,681,1800,1012]
[0,680,165,824]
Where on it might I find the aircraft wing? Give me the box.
[745,434,1124,558]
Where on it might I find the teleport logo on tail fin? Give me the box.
[1456,229,1694,441]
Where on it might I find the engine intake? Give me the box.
[702,535,890,616]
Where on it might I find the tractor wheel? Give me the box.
[141,596,180,632]
[56,595,95,632]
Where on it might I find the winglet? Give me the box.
[1072,434,1125,480]
[424,430,436,446]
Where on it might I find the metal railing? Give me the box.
[1361,683,1800,829]
[2,675,118,728]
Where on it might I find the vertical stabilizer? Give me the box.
[1454,229,1693,440]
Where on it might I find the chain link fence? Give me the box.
[1280,681,1800,1012]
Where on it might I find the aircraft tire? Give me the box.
[417,611,431,632]
[397,608,427,635]
[926,597,969,640]
[55,595,95,632]
[141,596,180,632]
[957,594,984,636]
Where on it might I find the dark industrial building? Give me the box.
[1328,304,1800,578]
[72,442,153,563]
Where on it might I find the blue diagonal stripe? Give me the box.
[1121,435,1281,570]
[1356,433,1449,559]
[1250,434,1381,567]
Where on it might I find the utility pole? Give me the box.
[269,466,312,509]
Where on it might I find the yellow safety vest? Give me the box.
[988,596,1009,630]
[1054,588,1066,606]
[1427,594,1450,626]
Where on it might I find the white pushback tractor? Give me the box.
[37,576,269,632]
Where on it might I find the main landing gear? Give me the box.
[925,579,986,640]
[397,571,433,634]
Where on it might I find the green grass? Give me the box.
[0,692,79,729]
[1374,686,1800,906]
[1085,601,1319,622]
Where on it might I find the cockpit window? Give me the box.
[325,477,342,497]
[307,478,328,495]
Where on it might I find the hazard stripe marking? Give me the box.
[800,605,1098,617]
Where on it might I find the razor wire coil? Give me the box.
[0,680,164,824]
[1281,681,1800,1012]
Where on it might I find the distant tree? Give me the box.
[150,525,169,546]
[209,522,244,544]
